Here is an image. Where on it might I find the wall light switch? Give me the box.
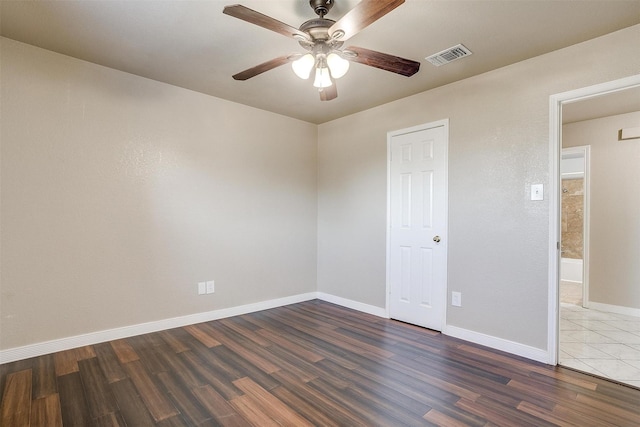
[198,282,206,295]
[206,280,215,294]
[531,184,544,201]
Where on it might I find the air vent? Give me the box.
[425,44,472,66]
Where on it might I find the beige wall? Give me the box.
[563,111,640,310]
[2,25,640,355]
[0,38,318,350]
[317,25,640,350]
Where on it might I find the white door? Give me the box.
[388,121,448,330]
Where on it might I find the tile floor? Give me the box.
[559,302,640,388]
[559,280,582,306]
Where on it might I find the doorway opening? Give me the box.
[559,147,589,307]
[549,75,640,388]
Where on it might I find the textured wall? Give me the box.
[0,38,318,350]
[561,178,584,259]
[563,111,640,310]
[2,25,640,354]
[317,25,640,350]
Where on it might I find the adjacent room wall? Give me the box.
[317,25,640,350]
[563,111,640,310]
[0,38,318,350]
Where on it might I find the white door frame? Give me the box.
[385,118,449,326]
[547,74,640,365]
[560,145,591,308]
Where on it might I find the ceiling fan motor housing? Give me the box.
[310,0,334,17]
[300,18,336,42]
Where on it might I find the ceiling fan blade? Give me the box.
[232,56,290,80]
[223,4,309,40]
[329,0,404,41]
[347,46,420,77]
[320,83,338,101]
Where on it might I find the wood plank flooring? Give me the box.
[1,300,639,426]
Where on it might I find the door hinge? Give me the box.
[557,241,560,250]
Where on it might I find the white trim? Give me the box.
[583,146,591,310]
[548,74,640,365]
[0,292,317,364]
[443,325,548,364]
[586,301,640,318]
[560,258,583,283]
[1,289,572,367]
[548,91,561,365]
[386,127,392,319]
[561,145,591,306]
[561,172,584,179]
[385,119,449,331]
[316,292,388,318]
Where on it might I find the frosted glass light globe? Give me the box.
[313,67,333,88]
[292,54,315,79]
[327,53,350,79]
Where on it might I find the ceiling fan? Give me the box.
[223,0,420,101]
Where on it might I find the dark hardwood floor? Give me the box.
[1,300,639,426]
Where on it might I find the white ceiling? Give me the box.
[563,86,640,124]
[2,0,639,124]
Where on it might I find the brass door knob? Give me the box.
[433,236,441,243]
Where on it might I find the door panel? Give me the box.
[389,123,447,330]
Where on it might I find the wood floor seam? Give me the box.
[1,300,639,426]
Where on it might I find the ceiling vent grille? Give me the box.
[425,44,472,66]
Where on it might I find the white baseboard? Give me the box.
[0,292,317,364]
[2,291,554,366]
[316,292,388,318]
[586,301,640,318]
[443,325,549,364]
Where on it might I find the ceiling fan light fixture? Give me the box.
[313,66,333,88]
[292,53,315,79]
[326,52,349,78]
[225,0,420,100]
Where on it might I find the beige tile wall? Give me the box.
[561,178,584,259]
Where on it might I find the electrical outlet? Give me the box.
[452,291,462,307]
[198,282,206,295]
[206,280,215,294]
